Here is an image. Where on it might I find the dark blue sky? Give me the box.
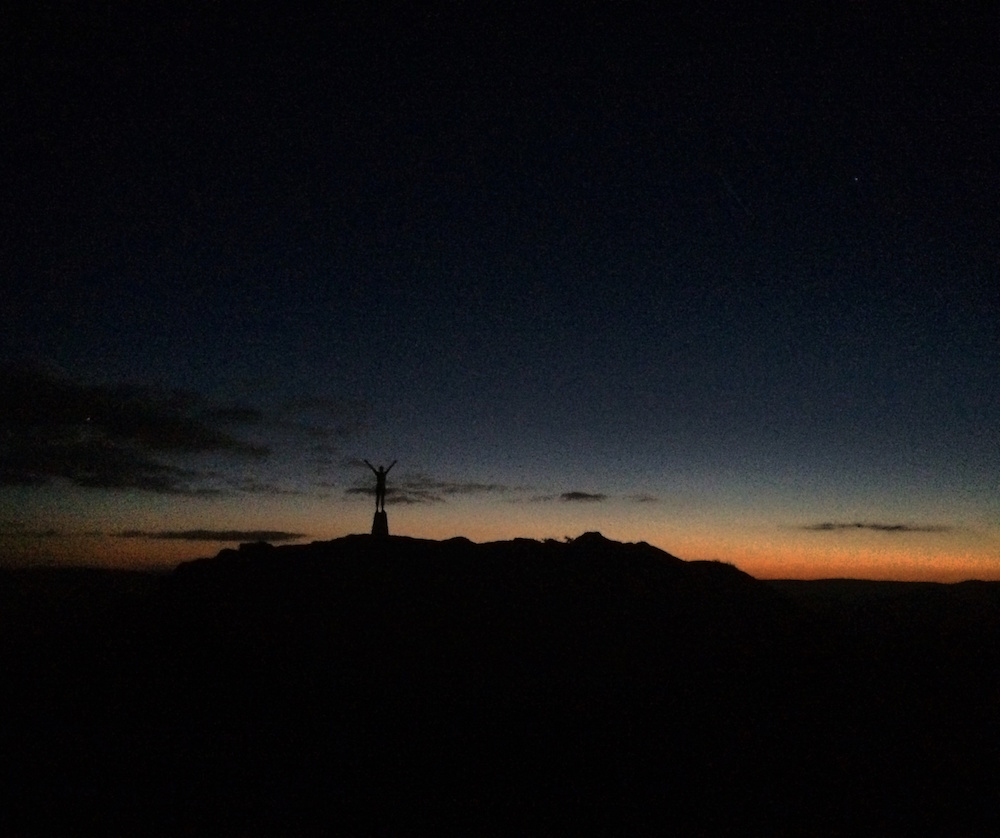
[3,2,998,577]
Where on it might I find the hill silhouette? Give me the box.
[3,533,1000,834]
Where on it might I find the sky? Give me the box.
[2,2,998,579]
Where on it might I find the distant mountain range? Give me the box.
[3,532,999,834]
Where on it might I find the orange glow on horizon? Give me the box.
[3,499,997,582]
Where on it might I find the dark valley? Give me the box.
[3,533,999,834]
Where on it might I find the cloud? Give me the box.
[514,490,611,504]
[279,397,370,441]
[229,478,304,496]
[3,439,202,493]
[402,476,508,498]
[344,486,441,505]
[345,472,510,505]
[0,525,61,538]
[115,529,307,542]
[560,491,608,502]
[627,493,659,504]
[800,522,952,533]
[0,361,267,493]
[387,490,443,505]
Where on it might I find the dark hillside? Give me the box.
[2,536,999,834]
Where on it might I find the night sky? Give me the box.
[3,3,998,579]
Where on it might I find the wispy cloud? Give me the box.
[627,493,659,504]
[279,397,370,441]
[523,491,611,503]
[0,361,266,493]
[345,486,433,506]
[228,478,304,496]
[800,522,952,533]
[526,494,558,503]
[345,472,510,505]
[115,529,307,542]
[561,491,608,503]
[0,524,61,538]
[403,477,508,498]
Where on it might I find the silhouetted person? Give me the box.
[364,459,396,512]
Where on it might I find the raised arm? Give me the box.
[363,459,377,475]
[385,460,397,474]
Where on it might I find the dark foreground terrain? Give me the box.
[2,533,999,835]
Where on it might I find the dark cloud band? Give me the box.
[345,473,509,505]
[561,492,608,502]
[800,522,951,533]
[0,361,266,493]
[116,530,306,542]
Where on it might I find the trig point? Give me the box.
[364,459,396,538]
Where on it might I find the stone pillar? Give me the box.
[371,510,389,538]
